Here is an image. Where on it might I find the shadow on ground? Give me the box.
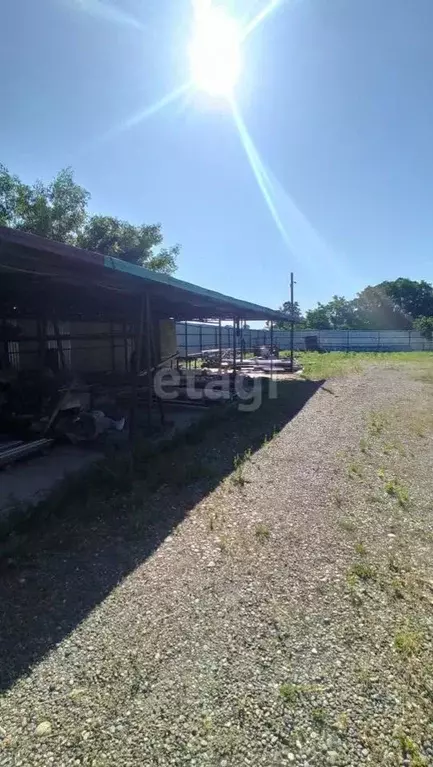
[0,378,323,692]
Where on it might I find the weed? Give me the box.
[354,542,367,556]
[356,666,374,689]
[202,714,213,734]
[385,479,409,507]
[232,455,245,487]
[232,448,252,487]
[217,535,229,553]
[279,683,299,705]
[311,708,327,729]
[399,734,427,766]
[394,627,423,657]
[359,437,368,453]
[368,411,388,436]
[388,555,403,573]
[348,462,363,478]
[349,562,376,581]
[255,523,270,543]
[334,712,349,734]
[377,467,385,479]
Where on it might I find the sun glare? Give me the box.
[189,0,242,96]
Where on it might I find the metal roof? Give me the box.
[0,226,289,322]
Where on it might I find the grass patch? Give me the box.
[384,479,409,507]
[311,708,327,729]
[255,523,270,543]
[279,682,299,705]
[399,734,428,767]
[348,461,363,478]
[368,411,388,437]
[394,627,423,657]
[354,542,367,556]
[232,448,252,487]
[294,351,433,381]
[348,562,376,581]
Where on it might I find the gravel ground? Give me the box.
[1,365,433,766]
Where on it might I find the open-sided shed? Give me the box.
[0,227,289,449]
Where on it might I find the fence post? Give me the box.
[184,321,188,367]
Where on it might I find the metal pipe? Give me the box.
[218,318,222,372]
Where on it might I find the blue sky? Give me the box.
[2,0,433,313]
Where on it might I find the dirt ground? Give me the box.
[1,358,433,766]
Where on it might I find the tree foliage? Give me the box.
[413,316,433,340]
[301,280,433,331]
[305,296,361,330]
[0,164,179,274]
[77,215,179,272]
[272,301,304,329]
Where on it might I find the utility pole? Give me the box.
[290,272,295,372]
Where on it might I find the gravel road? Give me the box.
[1,365,433,766]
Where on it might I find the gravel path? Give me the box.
[1,365,433,766]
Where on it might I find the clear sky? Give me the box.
[2,0,433,312]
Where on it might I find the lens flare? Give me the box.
[243,0,281,39]
[189,0,242,96]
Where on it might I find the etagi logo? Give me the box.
[153,369,278,412]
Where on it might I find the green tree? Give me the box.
[77,215,179,273]
[305,296,360,329]
[272,301,304,329]
[356,279,433,329]
[0,164,179,274]
[0,165,89,243]
[413,316,433,340]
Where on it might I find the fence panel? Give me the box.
[175,324,432,355]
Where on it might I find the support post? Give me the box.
[146,294,153,427]
[218,319,222,372]
[110,321,116,372]
[232,318,237,373]
[290,271,295,372]
[37,318,47,369]
[270,320,274,380]
[53,316,66,370]
[184,320,188,369]
[123,322,128,372]
[129,295,145,443]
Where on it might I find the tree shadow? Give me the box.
[0,378,323,692]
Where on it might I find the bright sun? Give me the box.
[189,0,242,97]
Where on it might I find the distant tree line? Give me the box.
[275,280,433,339]
[0,164,179,274]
